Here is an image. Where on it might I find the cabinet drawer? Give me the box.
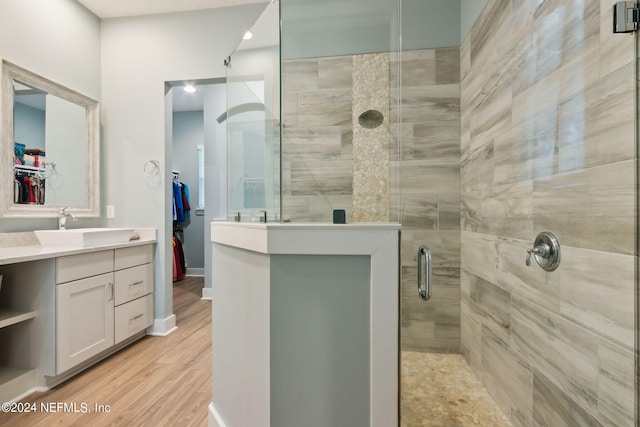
[114,294,153,344]
[114,263,153,306]
[56,251,114,284]
[115,245,153,270]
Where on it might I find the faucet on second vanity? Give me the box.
[58,207,77,230]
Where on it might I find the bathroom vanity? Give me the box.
[209,222,400,427]
[0,228,156,403]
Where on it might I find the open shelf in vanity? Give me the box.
[0,309,38,401]
[0,310,36,329]
[0,259,52,403]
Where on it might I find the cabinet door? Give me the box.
[56,272,114,374]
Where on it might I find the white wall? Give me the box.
[0,0,101,232]
[101,4,267,323]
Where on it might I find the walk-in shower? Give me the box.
[223,0,639,425]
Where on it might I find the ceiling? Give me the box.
[76,0,268,19]
[76,0,276,112]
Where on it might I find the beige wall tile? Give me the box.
[318,56,352,90]
[533,160,635,255]
[511,296,599,414]
[460,298,482,372]
[435,48,460,84]
[402,160,460,194]
[461,190,481,232]
[461,231,497,283]
[496,237,556,313]
[283,126,343,160]
[480,181,533,240]
[555,246,635,350]
[598,339,634,427]
[412,120,460,161]
[470,274,510,343]
[481,328,533,427]
[532,370,603,427]
[461,142,494,193]
[438,193,460,230]
[282,58,318,93]
[290,159,352,196]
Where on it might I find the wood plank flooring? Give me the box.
[0,276,211,427]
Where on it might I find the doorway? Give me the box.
[167,79,226,303]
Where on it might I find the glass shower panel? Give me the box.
[225,1,280,222]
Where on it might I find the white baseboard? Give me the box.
[186,268,204,277]
[209,402,226,427]
[201,287,213,300]
[147,314,177,336]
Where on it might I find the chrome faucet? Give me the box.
[58,207,77,230]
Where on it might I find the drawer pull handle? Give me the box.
[129,280,144,288]
[130,313,144,321]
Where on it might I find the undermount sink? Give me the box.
[35,228,134,247]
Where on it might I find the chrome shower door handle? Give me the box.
[417,245,432,301]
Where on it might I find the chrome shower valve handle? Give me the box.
[526,244,550,266]
[525,232,560,271]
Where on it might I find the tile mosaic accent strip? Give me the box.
[352,53,390,222]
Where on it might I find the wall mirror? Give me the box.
[0,59,99,218]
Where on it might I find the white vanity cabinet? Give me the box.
[55,245,154,375]
[0,230,156,403]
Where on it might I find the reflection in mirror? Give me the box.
[1,60,99,217]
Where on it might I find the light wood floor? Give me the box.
[0,276,211,427]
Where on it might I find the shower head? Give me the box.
[358,109,384,129]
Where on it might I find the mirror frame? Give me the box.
[0,59,100,218]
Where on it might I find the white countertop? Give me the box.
[0,228,157,266]
[211,222,401,255]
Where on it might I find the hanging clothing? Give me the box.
[172,236,184,281]
[173,180,185,225]
[14,171,46,205]
[172,178,191,226]
[181,183,191,218]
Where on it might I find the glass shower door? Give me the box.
[225,1,280,222]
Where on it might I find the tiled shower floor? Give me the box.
[401,352,513,427]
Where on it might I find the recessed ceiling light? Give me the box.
[184,85,196,93]
[242,31,253,40]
